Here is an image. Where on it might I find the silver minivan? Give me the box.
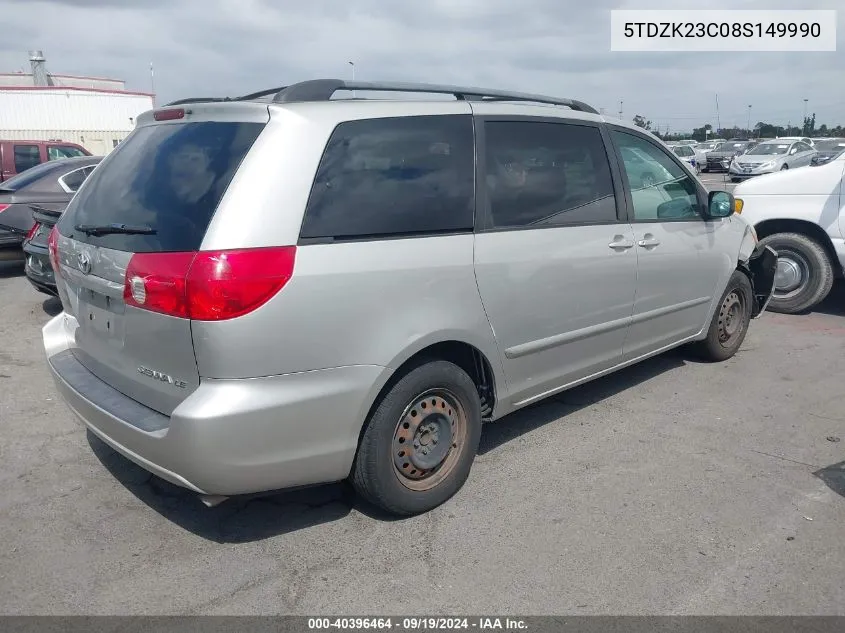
[43,80,778,516]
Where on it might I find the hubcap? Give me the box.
[392,389,467,491]
[773,252,809,296]
[718,290,745,345]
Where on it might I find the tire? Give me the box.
[730,177,740,182]
[702,167,709,173]
[351,360,483,516]
[693,270,753,362]
[759,232,834,314]
[781,164,789,170]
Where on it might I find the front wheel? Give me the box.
[758,232,833,313]
[351,360,483,516]
[692,270,753,362]
[781,164,789,170]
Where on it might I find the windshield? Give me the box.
[698,142,717,150]
[748,143,790,156]
[816,139,845,151]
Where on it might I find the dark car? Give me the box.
[0,157,101,291]
[703,140,755,173]
[810,138,845,166]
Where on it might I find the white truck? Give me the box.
[733,152,845,313]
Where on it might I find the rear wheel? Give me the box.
[759,232,833,314]
[693,271,753,362]
[781,164,789,170]
[351,360,482,516]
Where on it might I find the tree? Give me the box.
[819,123,829,135]
[632,115,651,130]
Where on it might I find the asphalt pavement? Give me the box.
[0,263,844,615]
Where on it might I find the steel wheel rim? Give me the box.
[391,388,468,492]
[718,289,746,346]
[773,249,810,298]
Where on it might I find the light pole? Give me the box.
[803,98,809,134]
[348,61,356,98]
[747,105,752,135]
[618,100,623,120]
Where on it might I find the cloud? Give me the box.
[0,0,843,130]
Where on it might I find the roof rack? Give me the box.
[270,79,599,113]
[163,87,288,107]
[163,80,600,114]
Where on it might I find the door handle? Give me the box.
[637,234,661,248]
[608,235,634,251]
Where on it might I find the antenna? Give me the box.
[150,62,156,106]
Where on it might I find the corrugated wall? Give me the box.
[0,89,153,155]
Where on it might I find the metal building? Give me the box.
[0,51,153,156]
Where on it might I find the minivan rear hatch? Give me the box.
[51,107,268,415]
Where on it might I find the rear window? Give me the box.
[300,115,475,241]
[58,121,264,252]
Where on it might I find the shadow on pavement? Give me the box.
[480,348,689,454]
[814,460,845,499]
[0,260,24,278]
[87,430,361,543]
[812,280,845,317]
[87,346,696,540]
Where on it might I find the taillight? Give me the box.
[0,204,10,214]
[25,222,40,243]
[47,225,61,274]
[123,246,296,321]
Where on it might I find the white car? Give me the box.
[733,151,845,313]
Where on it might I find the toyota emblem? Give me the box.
[77,251,92,275]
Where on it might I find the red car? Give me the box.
[0,140,91,183]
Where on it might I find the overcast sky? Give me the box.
[1,0,842,133]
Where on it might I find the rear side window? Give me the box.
[300,115,475,240]
[483,120,617,229]
[14,145,41,173]
[59,121,264,252]
[59,166,94,193]
[48,145,88,160]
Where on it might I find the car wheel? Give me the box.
[781,164,789,170]
[692,270,753,362]
[730,177,740,182]
[351,360,482,516]
[702,166,709,173]
[759,232,833,314]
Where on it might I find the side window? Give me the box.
[612,130,701,221]
[301,115,475,240]
[796,142,811,153]
[13,145,41,173]
[48,145,87,160]
[483,120,617,229]
[59,167,89,193]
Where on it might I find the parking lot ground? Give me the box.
[699,172,738,193]
[1,264,844,615]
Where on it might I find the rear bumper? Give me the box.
[43,313,386,496]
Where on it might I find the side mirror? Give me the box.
[706,190,735,218]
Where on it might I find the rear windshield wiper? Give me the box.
[74,223,157,237]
